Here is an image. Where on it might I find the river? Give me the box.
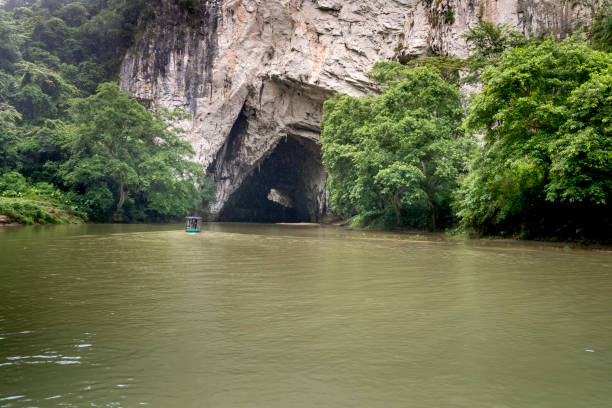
[1,223,611,407]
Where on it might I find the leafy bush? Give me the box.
[0,170,87,224]
[59,83,214,222]
[456,35,612,240]
[0,1,213,224]
[589,0,612,52]
[321,64,473,230]
[0,171,29,193]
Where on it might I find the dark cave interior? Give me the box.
[218,135,323,223]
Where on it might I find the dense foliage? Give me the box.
[456,35,611,240]
[61,83,213,221]
[461,20,528,83]
[2,1,610,239]
[589,0,612,52]
[0,0,213,223]
[0,171,86,224]
[319,21,531,230]
[321,65,472,230]
[322,20,611,241]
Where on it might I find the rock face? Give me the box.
[120,0,598,221]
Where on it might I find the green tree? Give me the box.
[0,11,22,72]
[31,17,69,50]
[79,0,156,73]
[381,56,466,85]
[56,2,89,27]
[0,103,22,172]
[37,0,71,12]
[456,35,612,239]
[11,61,76,121]
[322,65,471,229]
[589,0,612,52]
[60,82,212,221]
[0,71,17,103]
[462,20,528,82]
[0,0,207,224]
[547,67,612,205]
[369,59,465,85]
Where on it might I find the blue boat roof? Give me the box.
[186,216,202,219]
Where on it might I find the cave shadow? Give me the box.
[218,135,323,223]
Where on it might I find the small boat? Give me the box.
[185,216,202,232]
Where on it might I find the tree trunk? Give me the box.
[424,191,437,231]
[113,180,129,222]
[430,204,437,231]
[391,192,402,225]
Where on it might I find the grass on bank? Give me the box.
[0,172,86,225]
[0,195,86,225]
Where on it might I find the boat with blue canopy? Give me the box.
[185,216,202,232]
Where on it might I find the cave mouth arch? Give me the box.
[218,135,325,223]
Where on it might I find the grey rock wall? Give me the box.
[120,0,599,220]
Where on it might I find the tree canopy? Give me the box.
[322,64,473,229]
[322,22,610,241]
[456,35,611,239]
[60,83,212,221]
[1,0,610,239]
[0,0,214,223]
[589,0,612,52]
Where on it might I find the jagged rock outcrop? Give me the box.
[120,0,599,221]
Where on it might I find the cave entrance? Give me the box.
[218,135,324,223]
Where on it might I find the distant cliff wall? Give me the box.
[120,0,599,221]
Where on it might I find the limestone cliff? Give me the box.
[120,0,599,222]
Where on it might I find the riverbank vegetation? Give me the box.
[322,66,473,230]
[322,18,611,242]
[0,0,213,224]
[456,36,611,240]
[1,2,610,241]
[0,171,85,224]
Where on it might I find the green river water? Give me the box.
[1,223,611,407]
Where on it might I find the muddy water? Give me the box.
[1,224,611,407]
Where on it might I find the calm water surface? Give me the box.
[1,223,611,407]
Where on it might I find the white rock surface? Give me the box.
[120,0,599,219]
